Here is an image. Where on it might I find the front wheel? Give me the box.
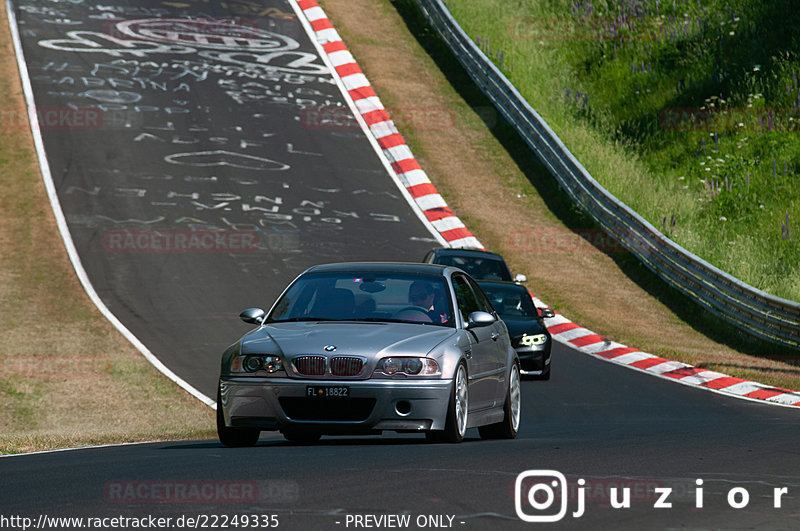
[216,389,260,447]
[479,363,520,439]
[427,363,469,443]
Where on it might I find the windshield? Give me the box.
[479,284,538,319]
[268,271,454,327]
[433,255,511,281]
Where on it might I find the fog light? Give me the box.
[395,400,411,415]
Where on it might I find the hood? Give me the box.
[241,321,456,359]
[501,316,547,339]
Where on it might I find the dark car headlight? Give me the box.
[516,333,548,347]
[231,355,283,374]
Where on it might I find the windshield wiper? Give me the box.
[267,317,341,323]
[357,318,446,326]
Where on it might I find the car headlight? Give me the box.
[231,355,283,374]
[377,357,440,376]
[520,333,548,347]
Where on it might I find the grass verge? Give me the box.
[0,2,215,455]
[445,0,800,301]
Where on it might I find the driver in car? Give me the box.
[409,281,449,324]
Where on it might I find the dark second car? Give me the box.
[423,248,527,283]
[478,280,553,380]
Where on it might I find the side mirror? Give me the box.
[467,310,496,328]
[538,307,555,319]
[240,307,266,325]
[514,273,527,283]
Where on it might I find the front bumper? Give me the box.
[515,343,551,375]
[219,376,453,434]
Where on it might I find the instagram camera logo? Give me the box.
[515,470,572,523]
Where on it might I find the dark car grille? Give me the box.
[330,356,364,376]
[293,356,326,376]
[279,397,376,421]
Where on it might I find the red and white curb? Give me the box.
[294,0,481,249]
[532,296,800,407]
[294,0,800,409]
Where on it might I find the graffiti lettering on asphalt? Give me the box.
[164,150,290,171]
[39,31,196,57]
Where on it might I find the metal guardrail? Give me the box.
[416,0,800,350]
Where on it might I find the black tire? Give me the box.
[479,363,520,440]
[216,388,260,447]
[427,362,469,443]
[281,429,322,444]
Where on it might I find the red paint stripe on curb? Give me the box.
[440,227,472,242]
[347,86,378,102]
[298,0,318,9]
[422,207,456,222]
[700,376,747,389]
[407,183,438,199]
[322,41,347,54]
[661,367,706,379]
[547,322,580,335]
[391,159,422,175]
[745,388,790,400]
[630,357,669,370]
[594,347,639,359]
[377,134,406,150]
[335,63,362,78]
[310,18,333,32]
[361,109,392,126]
[570,334,605,347]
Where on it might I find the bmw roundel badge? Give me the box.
[323,345,336,352]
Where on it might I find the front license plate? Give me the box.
[307,386,350,398]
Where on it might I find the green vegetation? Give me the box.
[447,0,800,300]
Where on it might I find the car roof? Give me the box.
[429,247,505,260]
[476,280,528,292]
[305,262,451,276]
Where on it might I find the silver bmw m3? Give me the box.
[216,262,521,445]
